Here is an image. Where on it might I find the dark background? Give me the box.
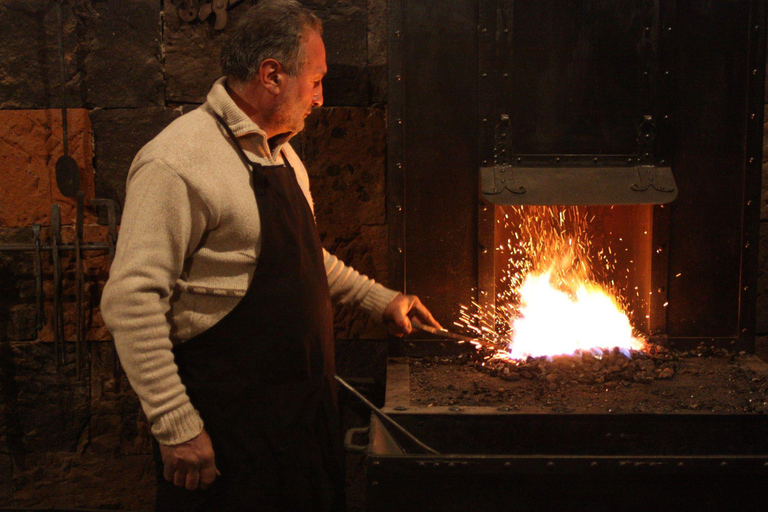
[0,0,767,509]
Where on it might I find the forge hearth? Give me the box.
[360,351,768,512]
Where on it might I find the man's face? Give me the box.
[274,29,327,135]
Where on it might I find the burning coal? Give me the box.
[456,206,646,360]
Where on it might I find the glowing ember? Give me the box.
[456,206,647,360]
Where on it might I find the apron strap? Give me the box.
[212,111,290,171]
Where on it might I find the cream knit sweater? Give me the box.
[101,77,399,445]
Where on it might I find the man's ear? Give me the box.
[259,58,282,95]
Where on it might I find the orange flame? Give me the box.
[457,206,647,360]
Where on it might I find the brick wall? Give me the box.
[0,0,387,508]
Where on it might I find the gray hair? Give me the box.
[221,0,322,82]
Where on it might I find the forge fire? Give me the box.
[455,205,648,361]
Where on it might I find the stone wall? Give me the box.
[0,0,387,508]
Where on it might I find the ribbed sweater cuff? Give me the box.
[151,402,205,446]
[361,283,401,323]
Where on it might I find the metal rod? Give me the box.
[56,0,68,158]
[0,243,112,252]
[334,374,440,455]
[75,191,84,380]
[410,318,498,350]
[32,224,45,332]
[51,205,62,368]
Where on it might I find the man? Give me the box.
[101,1,440,510]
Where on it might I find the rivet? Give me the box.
[395,30,401,37]
[663,115,669,120]
[504,462,512,467]
[394,405,407,411]
[501,114,509,121]
[397,247,403,254]
[547,461,555,468]
[372,480,379,486]
[755,25,760,32]
[372,461,380,466]
[396,162,402,169]
[449,406,463,412]
[500,179,506,184]
[678,462,685,467]
[750,157,755,163]
[750,113,756,120]
[502,73,509,77]
[721,461,728,467]
[643,71,649,76]
[747,200,753,206]
[482,118,487,122]
[667,26,672,32]
[500,168,506,173]
[395,204,402,211]
[645,26,651,32]
[660,159,666,164]
[753,69,758,76]
[481,27,487,33]
[591,461,598,467]
[744,286,749,291]
[593,157,598,163]
[396,74,402,81]
[396,118,402,124]
[742,328,748,334]
[664,71,670,76]
[481,73,487,77]
[555,157,560,163]
[503,28,509,33]
[482,159,488,164]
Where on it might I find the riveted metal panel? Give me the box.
[386,0,406,292]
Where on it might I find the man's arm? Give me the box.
[101,161,217,490]
[324,250,441,335]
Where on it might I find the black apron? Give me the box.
[152,113,345,512]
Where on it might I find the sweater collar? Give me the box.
[205,76,295,162]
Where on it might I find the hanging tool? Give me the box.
[32,224,45,332]
[198,0,237,30]
[91,199,118,263]
[410,318,498,351]
[51,205,63,368]
[335,375,439,455]
[54,0,79,199]
[75,191,85,380]
[177,0,200,22]
[91,198,120,376]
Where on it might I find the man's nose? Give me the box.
[312,85,323,107]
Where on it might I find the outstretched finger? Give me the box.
[410,300,442,330]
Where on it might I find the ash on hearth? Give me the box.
[409,345,768,414]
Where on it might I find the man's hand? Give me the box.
[383,293,442,337]
[159,428,219,491]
